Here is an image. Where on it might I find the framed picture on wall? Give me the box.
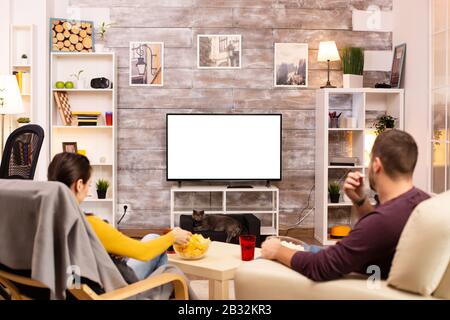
[62,142,78,153]
[274,43,308,88]
[129,42,164,86]
[50,18,94,52]
[197,35,242,69]
[390,43,406,89]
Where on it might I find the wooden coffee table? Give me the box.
[168,241,261,300]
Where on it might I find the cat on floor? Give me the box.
[192,210,243,243]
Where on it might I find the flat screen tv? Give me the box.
[166,114,282,181]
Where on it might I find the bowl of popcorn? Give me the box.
[267,236,306,252]
[173,234,211,260]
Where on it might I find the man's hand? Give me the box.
[261,237,282,260]
[343,171,366,203]
[172,227,192,245]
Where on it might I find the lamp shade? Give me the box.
[318,41,340,62]
[0,75,23,115]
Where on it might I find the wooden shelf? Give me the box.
[315,88,404,245]
[328,128,364,131]
[51,89,113,92]
[52,125,113,129]
[328,166,365,169]
[50,52,117,226]
[12,64,31,68]
[84,198,114,203]
[328,203,353,207]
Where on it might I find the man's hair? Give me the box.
[371,130,418,178]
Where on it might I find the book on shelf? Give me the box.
[72,111,101,127]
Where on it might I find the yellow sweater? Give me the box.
[86,215,175,262]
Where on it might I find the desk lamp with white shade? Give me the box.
[0,75,24,156]
[317,41,341,88]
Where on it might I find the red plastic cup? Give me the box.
[240,235,256,261]
[105,112,113,126]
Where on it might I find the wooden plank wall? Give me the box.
[71,0,392,228]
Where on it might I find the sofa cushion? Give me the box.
[387,191,450,297]
[235,259,435,300]
[434,264,450,299]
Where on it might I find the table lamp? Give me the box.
[317,41,340,88]
[0,75,24,156]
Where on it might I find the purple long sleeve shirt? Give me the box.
[291,187,430,281]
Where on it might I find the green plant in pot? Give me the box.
[374,115,396,135]
[341,47,364,88]
[17,117,30,127]
[96,179,110,199]
[328,182,341,204]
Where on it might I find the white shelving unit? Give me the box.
[50,52,117,225]
[9,24,34,127]
[170,186,280,236]
[315,88,404,245]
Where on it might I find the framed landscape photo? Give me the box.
[197,35,241,69]
[274,43,308,88]
[390,43,406,88]
[62,142,78,153]
[129,42,164,86]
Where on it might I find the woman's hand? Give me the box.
[172,227,192,245]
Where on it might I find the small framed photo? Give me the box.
[129,42,164,86]
[62,142,78,153]
[197,35,241,69]
[390,43,406,89]
[274,43,308,88]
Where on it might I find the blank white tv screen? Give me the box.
[167,114,282,180]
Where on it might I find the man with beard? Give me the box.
[261,130,430,281]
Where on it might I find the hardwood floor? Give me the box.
[120,227,321,246]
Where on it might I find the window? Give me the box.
[431,0,450,192]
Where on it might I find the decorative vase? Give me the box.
[97,189,107,199]
[343,74,363,88]
[95,42,105,52]
[329,193,340,204]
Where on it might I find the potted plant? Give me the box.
[20,54,28,65]
[328,182,341,204]
[96,22,114,52]
[341,47,364,88]
[17,117,30,127]
[374,115,396,135]
[96,179,110,199]
[70,70,85,89]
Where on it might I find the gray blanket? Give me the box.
[0,180,127,299]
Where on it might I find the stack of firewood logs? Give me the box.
[51,20,93,52]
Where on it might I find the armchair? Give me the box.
[0,180,188,300]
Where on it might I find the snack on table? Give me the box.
[281,240,305,251]
[173,234,211,259]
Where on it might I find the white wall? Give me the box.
[8,0,52,180]
[393,0,430,191]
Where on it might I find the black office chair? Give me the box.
[0,124,44,180]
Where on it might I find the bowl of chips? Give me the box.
[173,234,211,260]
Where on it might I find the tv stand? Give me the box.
[227,185,253,189]
[170,185,279,236]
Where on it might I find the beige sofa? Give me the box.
[235,191,450,300]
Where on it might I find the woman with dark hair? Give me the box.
[47,152,192,282]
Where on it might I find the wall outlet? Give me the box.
[118,203,131,215]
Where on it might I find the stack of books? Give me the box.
[72,112,101,126]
